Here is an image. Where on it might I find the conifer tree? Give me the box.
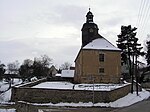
[146,40,150,66]
[117,25,144,94]
[0,61,5,80]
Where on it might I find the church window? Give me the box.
[99,54,104,62]
[99,68,104,73]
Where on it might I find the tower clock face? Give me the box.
[89,28,94,32]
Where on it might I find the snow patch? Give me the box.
[32,82,74,90]
[0,79,22,103]
[109,89,150,107]
[0,89,12,103]
[0,109,16,112]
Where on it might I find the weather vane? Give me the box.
[89,0,92,11]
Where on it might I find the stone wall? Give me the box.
[11,84,131,103]
[15,101,38,112]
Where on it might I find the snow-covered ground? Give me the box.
[0,89,12,103]
[0,80,10,92]
[109,89,150,107]
[0,109,16,112]
[0,79,22,103]
[32,82,74,90]
[0,79,22,112]
[75,83,128,91]
[32,81,129,91]
[0,80,150,108]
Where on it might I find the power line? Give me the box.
[137,0,147,29]
[139,0,150,37]
[138,0,149,30]
[136,0,150,38]
[141,3,150,38]
[136,0,144,27]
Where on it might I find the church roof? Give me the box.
[83,38,121,51]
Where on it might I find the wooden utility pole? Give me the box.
[92,77,95,106]
[135,54,138,96]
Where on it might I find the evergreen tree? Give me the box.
[117,25,137,64]
[117,25,144,94]
[0,61,5,80]
[32,55,52,79]
[146,41,150,66]
[19,59,33,82]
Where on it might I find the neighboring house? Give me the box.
[143,71,150,82]
[61,70,74,82]
[121,63,129,74]
[48,65,58,77]
[121,61,146,80]
[121,63,130,80]
[74,9,121,84]
[61,70,74,78]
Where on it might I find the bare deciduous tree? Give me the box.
[7,60,20,74]
[60,62,72,70]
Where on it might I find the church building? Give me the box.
[74,9,122,83]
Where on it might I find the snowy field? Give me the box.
[32,81,129,91]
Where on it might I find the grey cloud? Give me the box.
[35,5,86,28]
[0,37,80,65]
[0,0,148,66]
[54,5,86,25]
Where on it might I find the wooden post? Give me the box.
[135,54,138,96]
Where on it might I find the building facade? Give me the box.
[74,9,121,83]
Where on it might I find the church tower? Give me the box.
[74,9,121,84]
[81,8,102,47]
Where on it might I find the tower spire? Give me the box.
[82,9,101,47]
[86,8,93,23]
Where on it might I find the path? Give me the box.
[39,97,150,112]
[112,97,150,112]
[39,107,114,112]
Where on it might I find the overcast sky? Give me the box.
[0,0,149,67]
